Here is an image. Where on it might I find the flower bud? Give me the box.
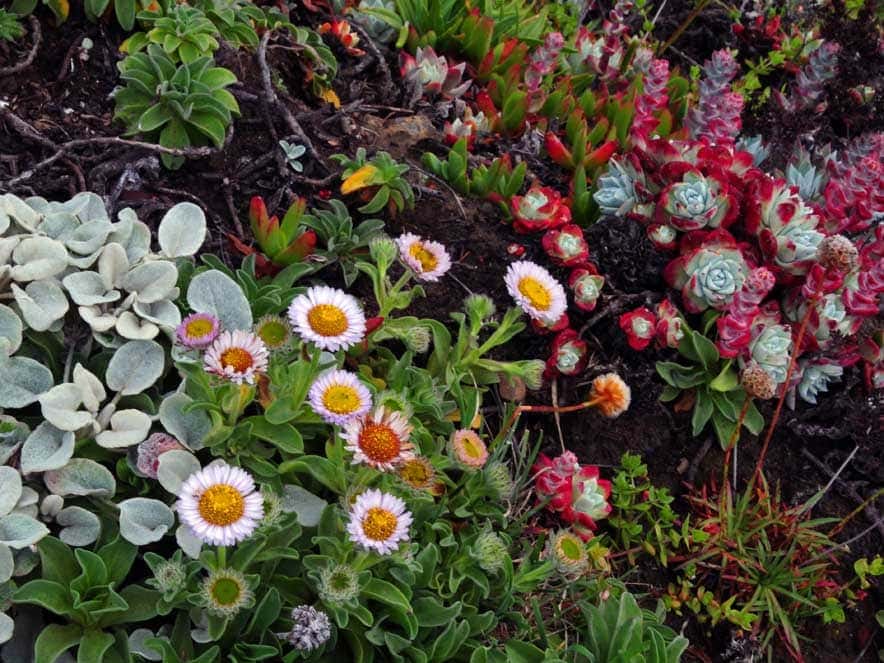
[464,293,496,322]
[484,461,514,499]
[472,531,509,574]
[404,325,431,353]
[369,235,398,269]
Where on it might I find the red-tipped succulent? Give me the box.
[511,185,572,234]
[245,196,317,269]
[619,307,658,350]
[716,267,777,358]
[542,224,590,267]
[655,299,686,348]
[399,47,471,99]
[546,329,589,378]
[569,266,605,312]
[533,451,612,541]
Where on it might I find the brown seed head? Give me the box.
[817,235,859,272]
[741,362,777,400]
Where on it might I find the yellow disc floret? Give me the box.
[198,484,246,527]
[518,277,552,311]
[362,507,397,541]
[307,304,349,337]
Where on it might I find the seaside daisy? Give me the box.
[200,568,253,618]
[255,315,292,350]
[288,285,366,352]
[308,369,373,425]
[176,312,220,348]
[204,330,269,385]
[346,489,413,555]
[504,260,567,324]
[450,429,489,469]
[177,463,264,546]
[342,406,414,471]
[396,233,452,282]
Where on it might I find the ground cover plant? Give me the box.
[0,0,881,661]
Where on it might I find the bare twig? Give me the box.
[56,32,85,82]
[346,21,395,97]
[256,31,324,167]
[0,17,42,77]
[408,162,467,218]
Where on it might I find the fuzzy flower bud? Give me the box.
[403,325,431,353]
[281,605,332,653]
[484,461,514,499]
[472,531,509,574]
[369,235,398,270]
[317,563,360,605]
[740,361,776,400]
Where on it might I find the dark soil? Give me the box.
[0,3,881,661]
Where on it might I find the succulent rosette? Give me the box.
[532,451,612,541]
[542,224,590,267]
[398,47,471,99]
[664,230,751,312]
[593,156,648,219]
[656,170,736,231]
[654,299,685,348]
[530,311,570,335]
[569,267,605,312]
[619,307,657,350]
[511,185,572,234]
[647,224,678,250]
[747,323,792,385]
[546,329,589,377]
[443,108,490,149]
[745,176,825,276]
[795,359,843,404]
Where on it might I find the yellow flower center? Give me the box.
[409,243,439,272]
[399,458,433,487]
[185,317,214,338]
[220,347,254,373]
[518,277,552,311]
[198,484,245,527]
[307,304,349,337]
[458,432,486,459]
[358,422,402,464]
[362,507,397,541]
[322,384,362,414]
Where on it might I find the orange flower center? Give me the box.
[322,385,361,414]
[220,347,254,373]
[362,507,397,541]
[307,304,349,337]
[185,317,215,338]
[518,277,552,311]
[358,423,402,463]
[408,243,439,272]
[198,484,245,526]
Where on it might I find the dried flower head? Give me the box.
[450,429,489,469]
[589,373,631,418]
[398,456,443,495]
[545,530,589,577]
[254,315,292,350]
[817,234,859,272]
[740,361,777,400]
[280,605,332,652]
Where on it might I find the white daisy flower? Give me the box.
[346,488,413,555]
[341,406,415,471]
[177,463,264,546]
[288,286,367,352]
[395,233,452,282]
[308,369,373,425]
[203,330,269,385]
[504,260,567,324]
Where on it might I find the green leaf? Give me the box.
[100,585,160,626]
[691,390,714,436]
[35,624,82,663]
[709,362,738,392]
[362,577,412,614]
[246,588,282,638]
[744,401,764,435]
[78,629,114,663]
[38,536,78,584]
[14,580,74,616]
[278,456,344,493]
[503,640,546,663]
[114,0,136,30]
[136,104,172,133]
[712,410,738,449]
[97,538,137,587]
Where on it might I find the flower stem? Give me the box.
[218,546,227,569]
[498,397,603,441]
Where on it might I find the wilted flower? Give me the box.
[342,406,414,471]
[471,530,509,574]
[450,429,489,469]
[655,299,685,349]
[547,329,589,377]
[657,170,736,231]
[399,47,471,99]
[280,605,332,652]
[569,267,605,312]
[200,568,253,618]
[740,361,777,400]
[504,260,568,324]
[204,330,269,385]
[398,457,443,495]
[588,373,631,418]
[510,185,572,234]
[177,463,264,546]
[395,233,451,281]
[541,224,590,267]
[619,307,657,350]
[817,234,859,273]
[177,312,220,349]
[136,433,184,479]
[347,489,413,555]
[664,229,751,312]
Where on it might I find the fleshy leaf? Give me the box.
[105,340,165,395]
[158,202,207,257]
[95,409,152,449]
[0,355,54,409]
[0,467,22,516]
[56,506,102,547]
[118,498,174,545]
[20,423,75,474]
[186,269,253,331]
[157,449,201,495]
[44,458,116,497]
[0,513,49,549]
[159,393,210,450]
